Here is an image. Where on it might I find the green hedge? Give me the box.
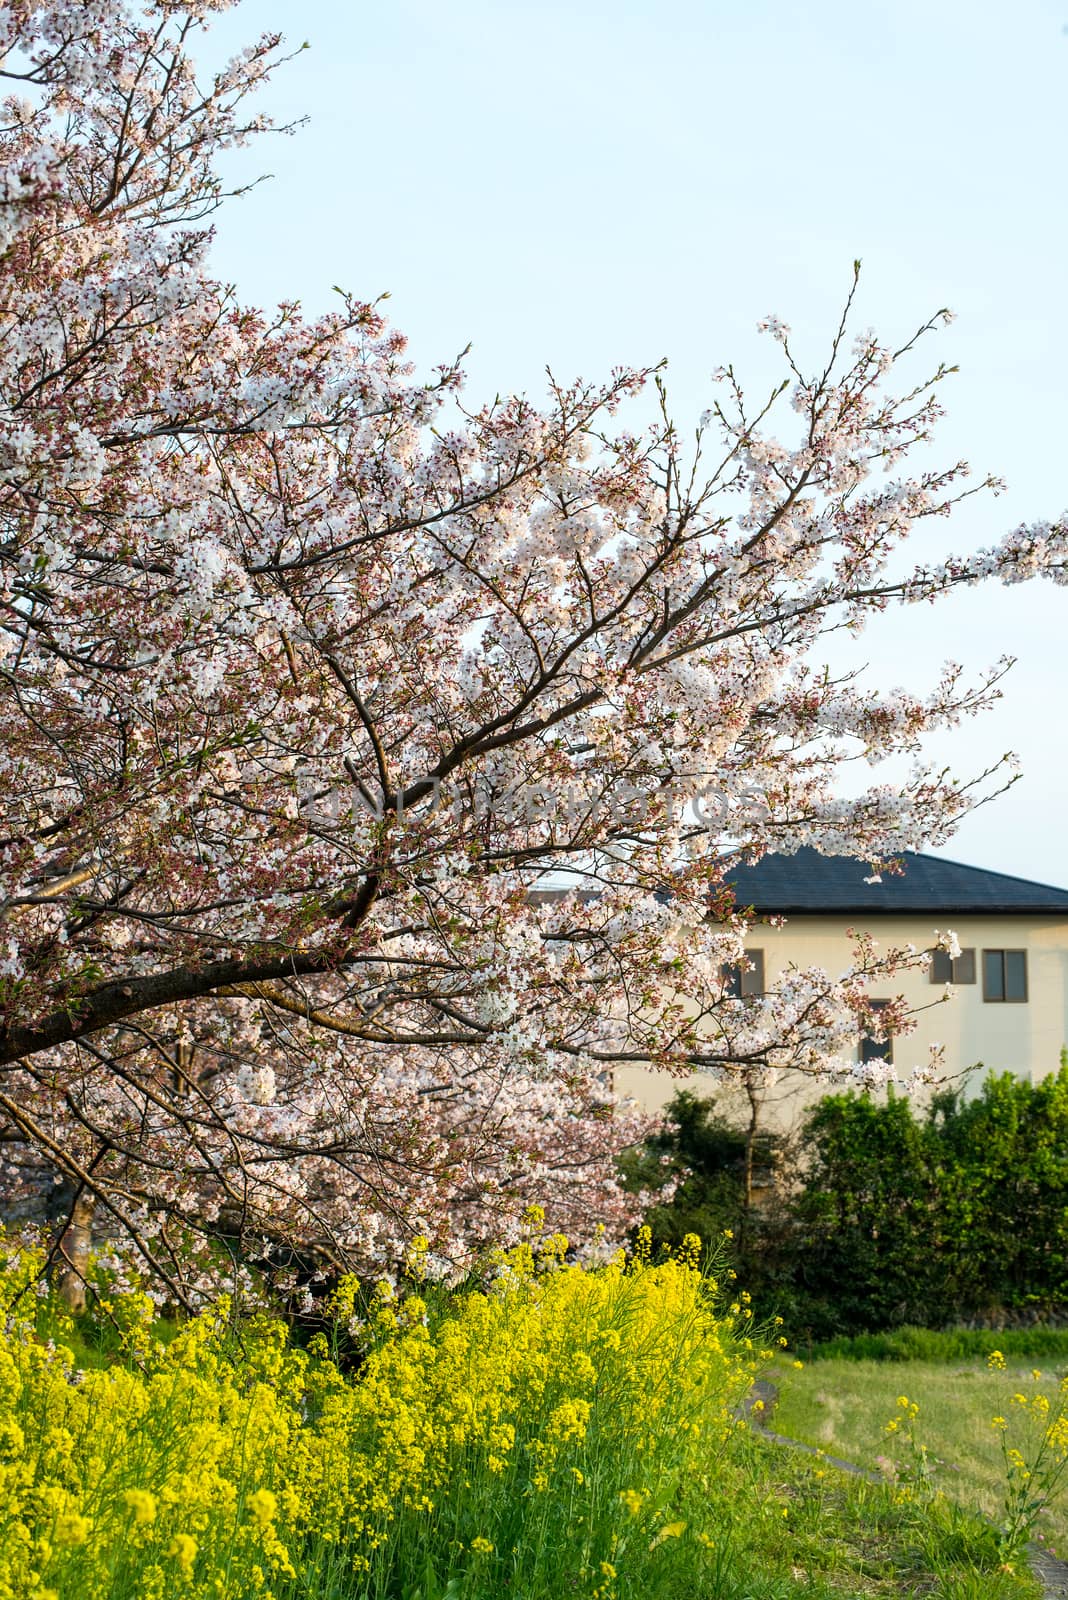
[807,1325,1068,1363]
[628,1065,1068,1339]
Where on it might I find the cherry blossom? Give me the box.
[0,3,1064,1302]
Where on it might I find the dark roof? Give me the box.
[725,848,1068,916]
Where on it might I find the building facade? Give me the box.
[616,848,1068,1126]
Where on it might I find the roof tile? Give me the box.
[726,847,1068,915]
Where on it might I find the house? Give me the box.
[615,848,1068,1127]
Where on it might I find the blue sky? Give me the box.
[204,0,1067,886]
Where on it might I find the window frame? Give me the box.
[859,998,893,1065]
[721,948,766,999]
[929,947,977,985]
[982,948,1029,1004]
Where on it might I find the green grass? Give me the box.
[806,1326,1068,1365]
[355,1438,1042,1599]
[773,1354,1068,1559]
[688,1433,1041,1599]
[34,1300,181,1370]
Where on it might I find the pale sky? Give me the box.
[203,0,1067,887]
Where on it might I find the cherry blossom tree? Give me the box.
[0,0,1064,1304]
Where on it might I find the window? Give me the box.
[721,949,765,998]
[929,947,977,984]
[982,949,1028,1003]
[859,999,893,1065]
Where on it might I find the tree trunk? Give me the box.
[740,1078,763,1253]
[56,1189,96,1313]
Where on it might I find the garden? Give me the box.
[629,1063,1068,1341]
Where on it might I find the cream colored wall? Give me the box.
[615,914,1068,1130]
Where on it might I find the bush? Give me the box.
[633,1066,1068,1339]
[791,1068,1068,1337]
[618,1089,796,1315]
[620,1090,758,1242]
[789,1089,949,1336]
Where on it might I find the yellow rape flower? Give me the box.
[0,1224,758,1600]
[122,1489,157,1525]
[54,1511,91,1546]
[167,1533,197,1577]
[247,1488,278,1527]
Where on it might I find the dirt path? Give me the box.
[1031,1548,1068,1599]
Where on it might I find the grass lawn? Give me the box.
[773,1353,1068,1560]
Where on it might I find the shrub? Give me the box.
[791,1069,1068,1336]
[618,1090,795,1313]
[789,1088,949,1336]
[633,1066,1068,1338]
